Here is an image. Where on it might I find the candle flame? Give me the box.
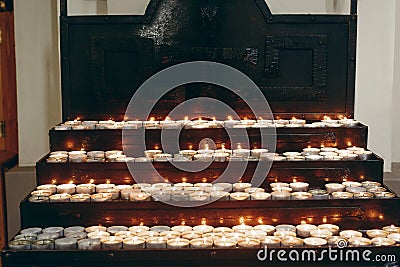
[188,145,193,150]
[323,116,331,121]
[300,220,306,225]
[139,222,144,226]
[184,116,189,121]
[227,116,233,121]
[89,179,94,184]
[323,217,328,223]
[106,179,111,184]
[239,217,245,224]
[154,145,159,150]
[51,179,57,185]
[181,220,186,226]
[292,178,297,183]
[201,178,207,183]
[69,180,74,184]
[182,177,187,183]
[221,143,225,150]
[165,117,171,121]
[149,117,155,121]
[212,117,216,121]
[201,218,207,225]
[258,218,263,225]
[237,143,242,150]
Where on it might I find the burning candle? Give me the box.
[76,184,96,194]
[106,226,129,235]
[167,238,190,249]
[230,192,250,201]
[214,237,236,248]
[213,227,234,234]
[374,192,396,199]
[190,238,213,249]
[274,231,296,239]
[232,224,253,233]
[353,192,374,199]
[348,237,372,247]
[250,192,271,200]
[371,237,395,246]
[37,184,57,194]
[159,231,181,239]
[181,231,203,240]
[296,224,318,238]
[171,225,193,233]
[260,236,280,247]
[318,224,340,236]
[281,237,303,247]
[331,192,353,199]
[304,237,327,247]
[100,236,123,250]
[225,232,246,241]
[31,190,53,197]
[238,238,261,248]
[382,225,400,234]
[291,192,312,200]
[302,148,321,156]
[254,225,275,235]
[325,183,345,193]
[340,230,362,239]
[123,237,146,249]
[85,226,107,233]
[57,184,76,194]
[245,230,267,239]
[130,192,151,202]
[193,225,214,234]
[49,193,71,202]
[309,229,333,239]
[271,191,291,200]
[387,233,400,243]
[90,193,112,202]
[70,194,91,203]
[290,182,309,192]
[366,229,389,239]
[251,149,269,158]
[87,231,110,240]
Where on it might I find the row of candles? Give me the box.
[54,117,359,131]
[46,146,372,164]
[9,224,400,251]
[28,180,396,203]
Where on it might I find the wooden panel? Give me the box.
[49,125,368,153]
[3,247,400,267]
[0,12,17,154]
[36,156,384,186]
[60,0,357,121]
[20,197,400,230]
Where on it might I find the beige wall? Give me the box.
[392,2,400,162]
[355,0,396,171]
[14,0,62,166]
[14,0,399,172]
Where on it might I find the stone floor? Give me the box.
[384,163,400,194]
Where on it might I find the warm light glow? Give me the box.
[274,178,278,183]
[227,116,233,121]
[149,117,155,121]
[139,222,144,226]
[182,177,187,183]
[360,176,365,180]
[321,143,325,148]
[201,178,207,183]
[342,178,347,182]
[201,218,207,225]
[51,179,57,184]
[189,145,193,150]
[181,220,186,226]
[339,115,344,119]
[106,179,111,184]
[75,117,81,121]
[221,144,226,150]
[323,116,331,121]
[154,145,159,150]
[165,117,171,121]
[164,178,169,183]
[258,218,264,224]
[323,217,328,223]
[292,178,297,183]
[324,178,330,182]
[243,117,248,120]
[184,116,189,121]
[81,148,85,151]
[301,220,306,225]
[292,117,297,120]
[89,179,94,184]
[212,117,216,121]
[219,218,224,224]
[307,217,313,222]
[239,217,245,224]
[236,143,242,150]
[272,218,278,223]
[379,215,384,220]
[69,180,74,184]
